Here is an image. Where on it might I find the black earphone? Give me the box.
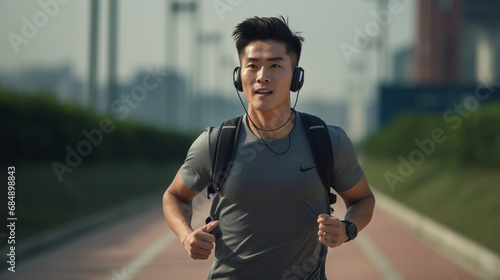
[232,66,305,92]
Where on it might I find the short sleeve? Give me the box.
[180,127,216,193]
[329,126,364,193]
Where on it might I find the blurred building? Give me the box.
[393,47,415,84]
[123,69,187,130]
[0,65,85,104]
[380,0,500,127]
[416,0,500,84]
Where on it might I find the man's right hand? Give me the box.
[182,220,219,260]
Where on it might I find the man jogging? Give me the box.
[163,16,375,279]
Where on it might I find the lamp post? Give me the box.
[108,0,119,111]
[166,0,199,131]
[87,0,99,110]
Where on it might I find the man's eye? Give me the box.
[271,64,281,68]
[247,64,257,68]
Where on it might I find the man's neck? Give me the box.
[247,108,296,140]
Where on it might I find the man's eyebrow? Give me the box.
[245,56,285,62]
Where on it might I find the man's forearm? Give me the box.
[163,190,195,242]
[343,193,375,232]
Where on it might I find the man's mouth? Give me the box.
[255,88,273,95]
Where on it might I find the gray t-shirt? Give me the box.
[181,111,363,280]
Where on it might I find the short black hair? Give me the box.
[232,16,304,68]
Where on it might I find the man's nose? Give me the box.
[256,67,271,84]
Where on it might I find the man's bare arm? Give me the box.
[317,174,375,247]
[163,170,219,260]
[340,174,375,232]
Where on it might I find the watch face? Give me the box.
[348,224,358,238]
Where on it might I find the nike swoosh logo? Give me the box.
[300,165,316,172]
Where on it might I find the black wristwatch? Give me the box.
[341,220,358,242]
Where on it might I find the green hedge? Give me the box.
[0,89,196,164]
[361,101,500,168]
[452,103,500,167]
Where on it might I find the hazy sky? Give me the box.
[0,0,416,101]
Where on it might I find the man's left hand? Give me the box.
[317,214,348,248]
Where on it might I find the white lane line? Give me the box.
[356,233,406,280]
[107,193,212,280]
[106,231,177,280]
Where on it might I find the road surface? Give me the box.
[1,195,480,280]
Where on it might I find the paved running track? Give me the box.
[1,195,481,280]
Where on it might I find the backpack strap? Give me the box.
[206,116,243,199]
[300,113,337,214]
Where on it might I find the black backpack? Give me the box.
[206,112,337,224]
